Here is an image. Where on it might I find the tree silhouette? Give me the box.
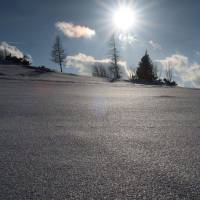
[136,51,157,81]
[129,67,137,81]
[0,51,3,60]
[51,35,66,73]
[0,48,8,60]
[92,63,107,78]
[108,34,121,80]
[163,63,177,86]
[0,49,31,65]
[21,55,31,65]
[165,63,173,82]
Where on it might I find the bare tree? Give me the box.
[165,63,173,82]
[153,63,158,80]
[51,35,66,73]
[92,63,107,78]
[99,65,107,78]
[164,63,177,86]
[0,48,8,59]
[108,34,121,80]
[157,66,163,80]
[129,67,137,81]
[92,64,99,77]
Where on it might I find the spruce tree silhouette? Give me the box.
[136,51,157,81]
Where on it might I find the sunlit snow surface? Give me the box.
[0,66,200,199]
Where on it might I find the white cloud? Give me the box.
[158,54,200,88]
[159,54,188,72]
[149,40,162,50]
[65,53,129,79]
[0,41,24,58]
[55,22,96,38]
[64,53,108,75]
[184,63,200,88]
[196,51,200,56]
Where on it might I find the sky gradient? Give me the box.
[1,0,200,87]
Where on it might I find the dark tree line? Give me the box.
[0,34,177,87]
[50,35,177,86]
[0,50,31,66]
[130,51,177,86]
[91,36,176,86]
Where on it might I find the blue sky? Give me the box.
[1,0,200,87]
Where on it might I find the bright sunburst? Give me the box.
[113,5,137,32]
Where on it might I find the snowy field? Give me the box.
[0,65,200,199]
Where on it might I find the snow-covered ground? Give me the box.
[0,65,200,199]
[0,65,109,85]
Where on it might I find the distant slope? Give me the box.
[0,65,178,88]
[0,65,109,84]
[0,65,53,77]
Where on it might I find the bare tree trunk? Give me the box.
[51,35,66,73]
[109,34,120,80]
[165,63,173,82]
[59,54,63,73]
[60,63,63,73]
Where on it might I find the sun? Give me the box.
[113,6,137,32]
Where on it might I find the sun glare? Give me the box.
[113,6,137,32]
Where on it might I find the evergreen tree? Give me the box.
[108,34,121,80]
[0,51,3,60]
[22,55,31,65]
[136,51,157,81]
[51,35,66,72]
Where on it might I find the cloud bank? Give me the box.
[55,22,96,38]
[158,54,200,88]
[0,41,24,58]
[65,53,129,78]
